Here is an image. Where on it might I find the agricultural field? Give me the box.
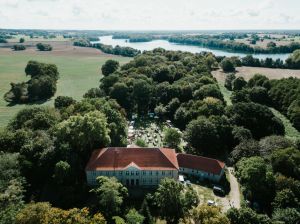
[0,42,131,127]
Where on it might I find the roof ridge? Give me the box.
[177,153,224,165]
[159,148,179,170]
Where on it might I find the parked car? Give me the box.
[207,200,217,206]
[213,186,225,196]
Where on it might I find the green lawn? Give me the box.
[0,51,131,127]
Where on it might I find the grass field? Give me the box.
[0,44,131,127]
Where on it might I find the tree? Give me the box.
[132,80,152,114]
[83,87,106,99]
[287,99,300,131]
[9,107,60,131]
[135,138,147,147]
[225,73,236,90]
[272,208,300,224]
[54,96,76,109]
[101,60,119,76]
[247,74,270,90]
[54,111,111,154]
[181,205,230,224]
[125,209,145,224]
[272,189,299,209]
[236,157,275,207]
[232,126,252,144]
[230,139,260,164]
[286,49,300,69]
[232,77,247,91]
[226,102,285,139]
[0,153,25,224]
[226,207,272,224]
[259,135,293,158]
[271,147,300,179]
[91,176,128,220]
[110,82,131,111]
[249,87,270,105]
[139,199,153,224]
[194,84,223,101]
[154,178,198,224]
[185,117,219,154]
[163,128,182,150]
[53,161,71,184]
[19,38,25,43]
[36,43,52,51]
[15,202,106,224]
[220,58,235,72]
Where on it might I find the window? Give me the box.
[156,171,159,176]
[162,171,165,175]
[106,171,109,176]
[131,171,134,176]
[119,171,123,175]
[136,171,139,175]
[142,171,146,175]
[149,171,152,176]
[169,171,172,175]
[192,170,194,173]
[126,171,129,176]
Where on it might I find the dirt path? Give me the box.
[220,167,241,212]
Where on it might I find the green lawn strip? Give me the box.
[270,107,300,140]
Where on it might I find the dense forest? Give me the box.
[1,49,300,224]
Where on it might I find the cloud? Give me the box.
[0,0,299,30]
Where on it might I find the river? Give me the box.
[94,36,290,61]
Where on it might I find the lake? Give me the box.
[95,36,290,61]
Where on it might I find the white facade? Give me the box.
[179,167,224,182]
[86,165,178,187]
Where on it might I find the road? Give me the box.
[220,167,241,212]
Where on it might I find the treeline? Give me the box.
[73,38,141,57]
[113,34,156,42]
[93,43,141,57]
[220,50,300,70]
[168,35,300,54]
[12,45,26,51]
[4,61,59,103]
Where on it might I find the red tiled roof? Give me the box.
[85,147,179,171]
[177,153,225,175]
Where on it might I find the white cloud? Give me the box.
[0,0,299,30]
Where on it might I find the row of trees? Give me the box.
[13,45,26,51]
[4,61,59,103]
[168,35,300,54]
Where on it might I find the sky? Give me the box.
[0,0,299,30]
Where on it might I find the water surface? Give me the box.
[95,36,290,61]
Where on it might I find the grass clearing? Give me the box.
[0,46,131,127]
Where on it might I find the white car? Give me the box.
[207,200,217,206]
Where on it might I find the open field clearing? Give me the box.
[213,66,300,82]
[0,43,131,127]
[234,38,300,48]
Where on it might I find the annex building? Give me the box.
[85,147,225,187]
